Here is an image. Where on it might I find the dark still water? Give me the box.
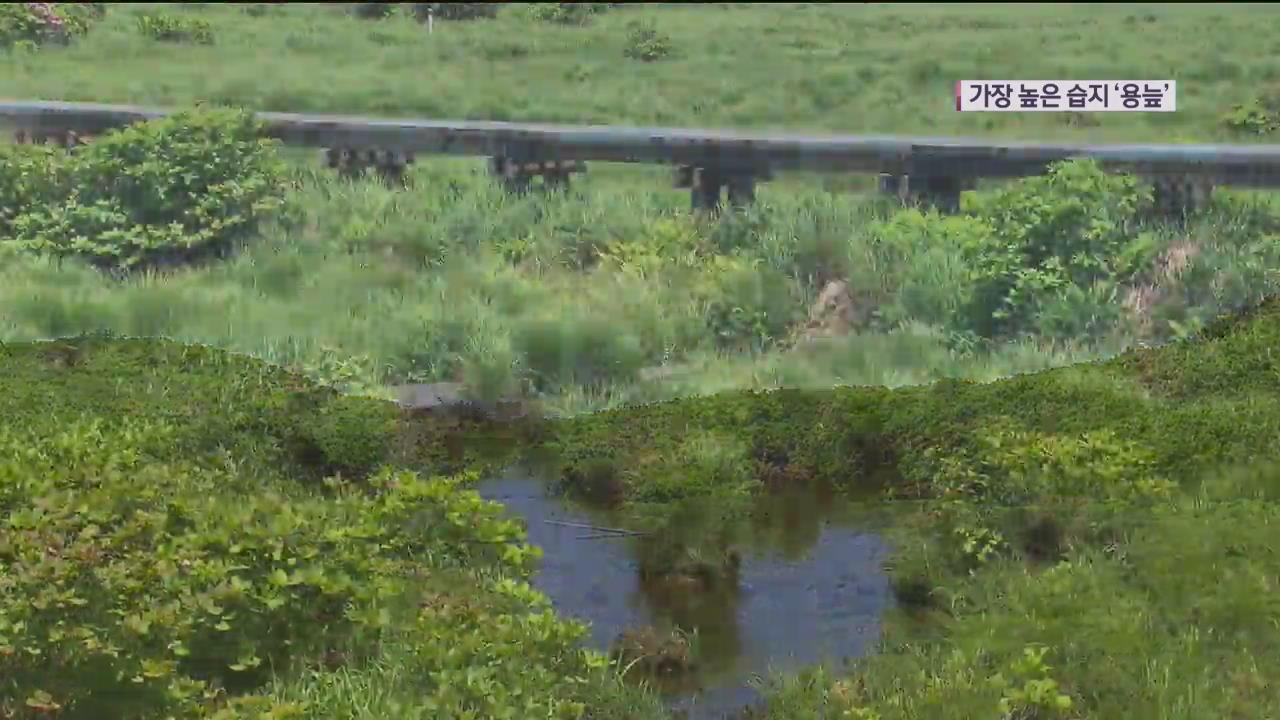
[477,470,893,719]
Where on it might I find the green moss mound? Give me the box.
[545,295,1280,504]
[0,334,656,720]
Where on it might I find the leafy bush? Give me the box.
[959,158,1153,338]
[913,426,1175,508]
[989,644,1074,718]
[0,2,101,47]
[0,144,72,232]
[0,109,286,271]
[699,256,799,351]
[1222,100,1279,135]
[623,19,672,62]
[136,12,213,44]
[0,418,539,718]
[1221,86,1280,135]
[597,215,707,279]
[528,3,610,25]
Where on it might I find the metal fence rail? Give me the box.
[5,98,1280,213]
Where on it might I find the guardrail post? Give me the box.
[675,166,767,211]
[877,173,910,202]
[726,175,756,207]
[1150,175,1214,218]
[877,173,969,213]
[491,156,532,195]
[13,128,94,148]
[491,156,585,195]
[324,147,414,187]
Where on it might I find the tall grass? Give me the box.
[5,152,1280,414]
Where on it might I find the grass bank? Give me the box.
[5,146,1280,416]
[7,5,1280,417]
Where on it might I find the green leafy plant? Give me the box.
[698,255,799,352]
[989,645,1074,719]
[0,417,540,718]
[865,207,990,334]
[528,3,610,25]
[1222,100,1279,135]
[136,12,214,44]
[1222,87,1280,135]
[959,158,1153,338]
[1,108,286,271]
[916,426,1176,508]
[623,19,672,62]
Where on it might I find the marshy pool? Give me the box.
[477,469,893,719]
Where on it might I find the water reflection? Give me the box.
[476,470,892,719]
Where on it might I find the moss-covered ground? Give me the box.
[7,293,1280,717]
[0,333,663,719]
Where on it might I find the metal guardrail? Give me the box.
[4,99,1280,213]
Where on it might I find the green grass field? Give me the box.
[4,2,1279,141]
[7,2,1280,719]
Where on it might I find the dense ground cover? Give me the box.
[0,334,661,720]
[7,296,1280,718]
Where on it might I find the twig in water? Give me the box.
[542,515,637,532]
[576,531,648,540]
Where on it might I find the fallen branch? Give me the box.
[576,531,649,540]
[544,519,649,536]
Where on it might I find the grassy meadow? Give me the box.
[7,2,1280,719]
[4,2,1280,141]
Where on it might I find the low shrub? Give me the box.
[960,158,1153,339]
[0,2,101,47]
[1221,85,1280,135]
[1221,100,1279,135]
[136,12,214,44]
[623,19,672,62]
[0,417,540,718]
[527,3,610,26]
[862,159,1156,342]
[698,256,799,352]
[1,109,286,272]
